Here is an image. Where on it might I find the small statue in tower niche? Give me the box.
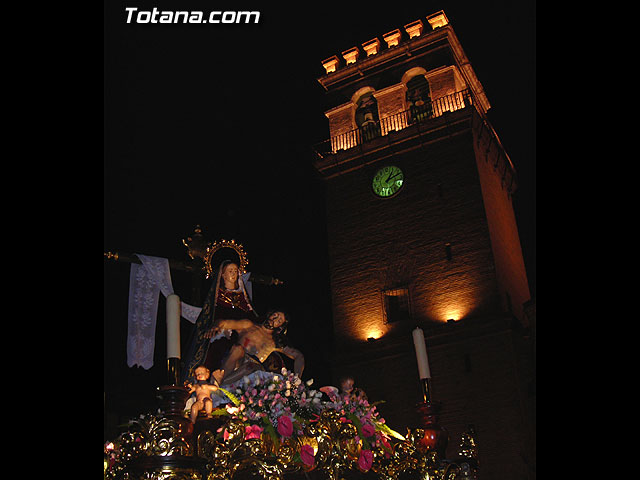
[406,75,433,123]
[207,310,305,385]
[355,92,381,141]
[185,365,224,423]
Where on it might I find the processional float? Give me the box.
[104,226,479,480]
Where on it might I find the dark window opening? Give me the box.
[383,287,411,323]
[464,354,472,373]
[445,243,452,261]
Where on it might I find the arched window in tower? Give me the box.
[354,91,381,142]
[406,75,433,124]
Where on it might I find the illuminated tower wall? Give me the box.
[313,12,534,480]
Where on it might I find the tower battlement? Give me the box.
[321,11,451,76]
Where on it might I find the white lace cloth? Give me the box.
[127,254,202,369]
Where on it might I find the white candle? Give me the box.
[412,327,431,379]
[166,294,181,359]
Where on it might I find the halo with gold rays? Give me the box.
[203,239,249,278]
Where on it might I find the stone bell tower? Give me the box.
[312,11,535,480]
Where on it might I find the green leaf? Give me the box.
[218,387,240,406]
[373,421,405,440]
[345,412,370,450]
[345,412,362,430]
[211,408,230,416]
[262,416,280,449]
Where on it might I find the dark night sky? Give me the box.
[104,1,535,423]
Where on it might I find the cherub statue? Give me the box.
[185,365,224,423]
[339,375,368,400]
[320,375,368,402]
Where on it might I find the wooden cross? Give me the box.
[104,225,283,304]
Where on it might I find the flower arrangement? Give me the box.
[210,368,404,471]
[320,384,404,471]
[105,367,476,480]
[211,369,324,467]
[221,369,323,427]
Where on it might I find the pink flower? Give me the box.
[223,429,230,441]
[245,425,263,440]
[358,449,373,472]
[362,423,375,438]
[277,415,293,437]
[380,435,393,458]
[300,444,315,466]
[319,386,339,401]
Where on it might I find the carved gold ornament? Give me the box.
[105,369,479,480]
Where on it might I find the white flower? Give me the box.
[306,379,314,386]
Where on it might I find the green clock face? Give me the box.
[372,165,404,198]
